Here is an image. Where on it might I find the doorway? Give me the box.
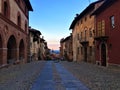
[101,43,107,66]
[7,35,17,64]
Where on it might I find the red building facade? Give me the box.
[0,0,33,67]
[93,0,120,66]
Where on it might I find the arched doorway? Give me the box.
[0,35,2,65]
[7,35,17,64]
[101,43,107,66]
[19,39,25,61]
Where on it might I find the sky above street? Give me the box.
[29,0,97,50]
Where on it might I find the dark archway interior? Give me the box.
[7,36,17,64]
[19,39,25,60]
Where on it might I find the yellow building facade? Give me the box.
[70,1,104,63]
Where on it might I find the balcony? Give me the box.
[80,37,89,47]
[94,30,108,41]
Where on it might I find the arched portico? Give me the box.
[7,35,17,64]
[19,39,25,61]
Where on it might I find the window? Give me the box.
[110,16,115,28]
[89,15,92,18]
[89,46,92,56]
[77,47,80,54]
[25,6,28,16]
[81,32,83,40]
[101,20,105,35]
[97,21,101,36]
[93,30,95,34]
[81,47,83,55]
[77,34,79,40]
[89,30,92,37]
[97,20,105,36]
[85,30,87,40]
[25,21,27,32]
[17,12,21,27]
[4,2,8,17]
[85,16,87,21]
[3,1,10,18]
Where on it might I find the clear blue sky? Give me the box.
[29,0,97,50]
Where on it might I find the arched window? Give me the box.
[4,2,8,16]
[25,21,27,32]
[2,0,10,18]
[84,27,88,41]
[17,12,21,27]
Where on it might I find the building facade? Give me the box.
[29,27,41,61]
[60,34,73,61]
[44,42,50,60]
[93,0,120,66]
[60,38,65,59]
[0,0,33,66]
[40,38,46,60]
[69,1,103,63]
[29,27,50,61]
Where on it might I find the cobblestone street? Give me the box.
[61,61,120,90]
[0,61,46,90]
[0,0,120,90]
[0,61,120,90]
[31,61,89,90]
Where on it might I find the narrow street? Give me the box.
[0,0,120,90]
[0,61,119,90]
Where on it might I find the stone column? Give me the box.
[2,48,7,65]
[16,48,20,64]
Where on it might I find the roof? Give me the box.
[61,35,72,43]
[69,0,104,30]
[40,38,45,42]
[92,0,117,15]
[24,0,33,11]
[29,28,41,35]
[60,38,64,43]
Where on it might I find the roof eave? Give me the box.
[92,0,116,15]
[69,0,103,30]
[24,0,33,11]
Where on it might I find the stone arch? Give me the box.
[19,39,25,61]
[0,35,3,65]
[7,35,17,64]
[2,0,10,19]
